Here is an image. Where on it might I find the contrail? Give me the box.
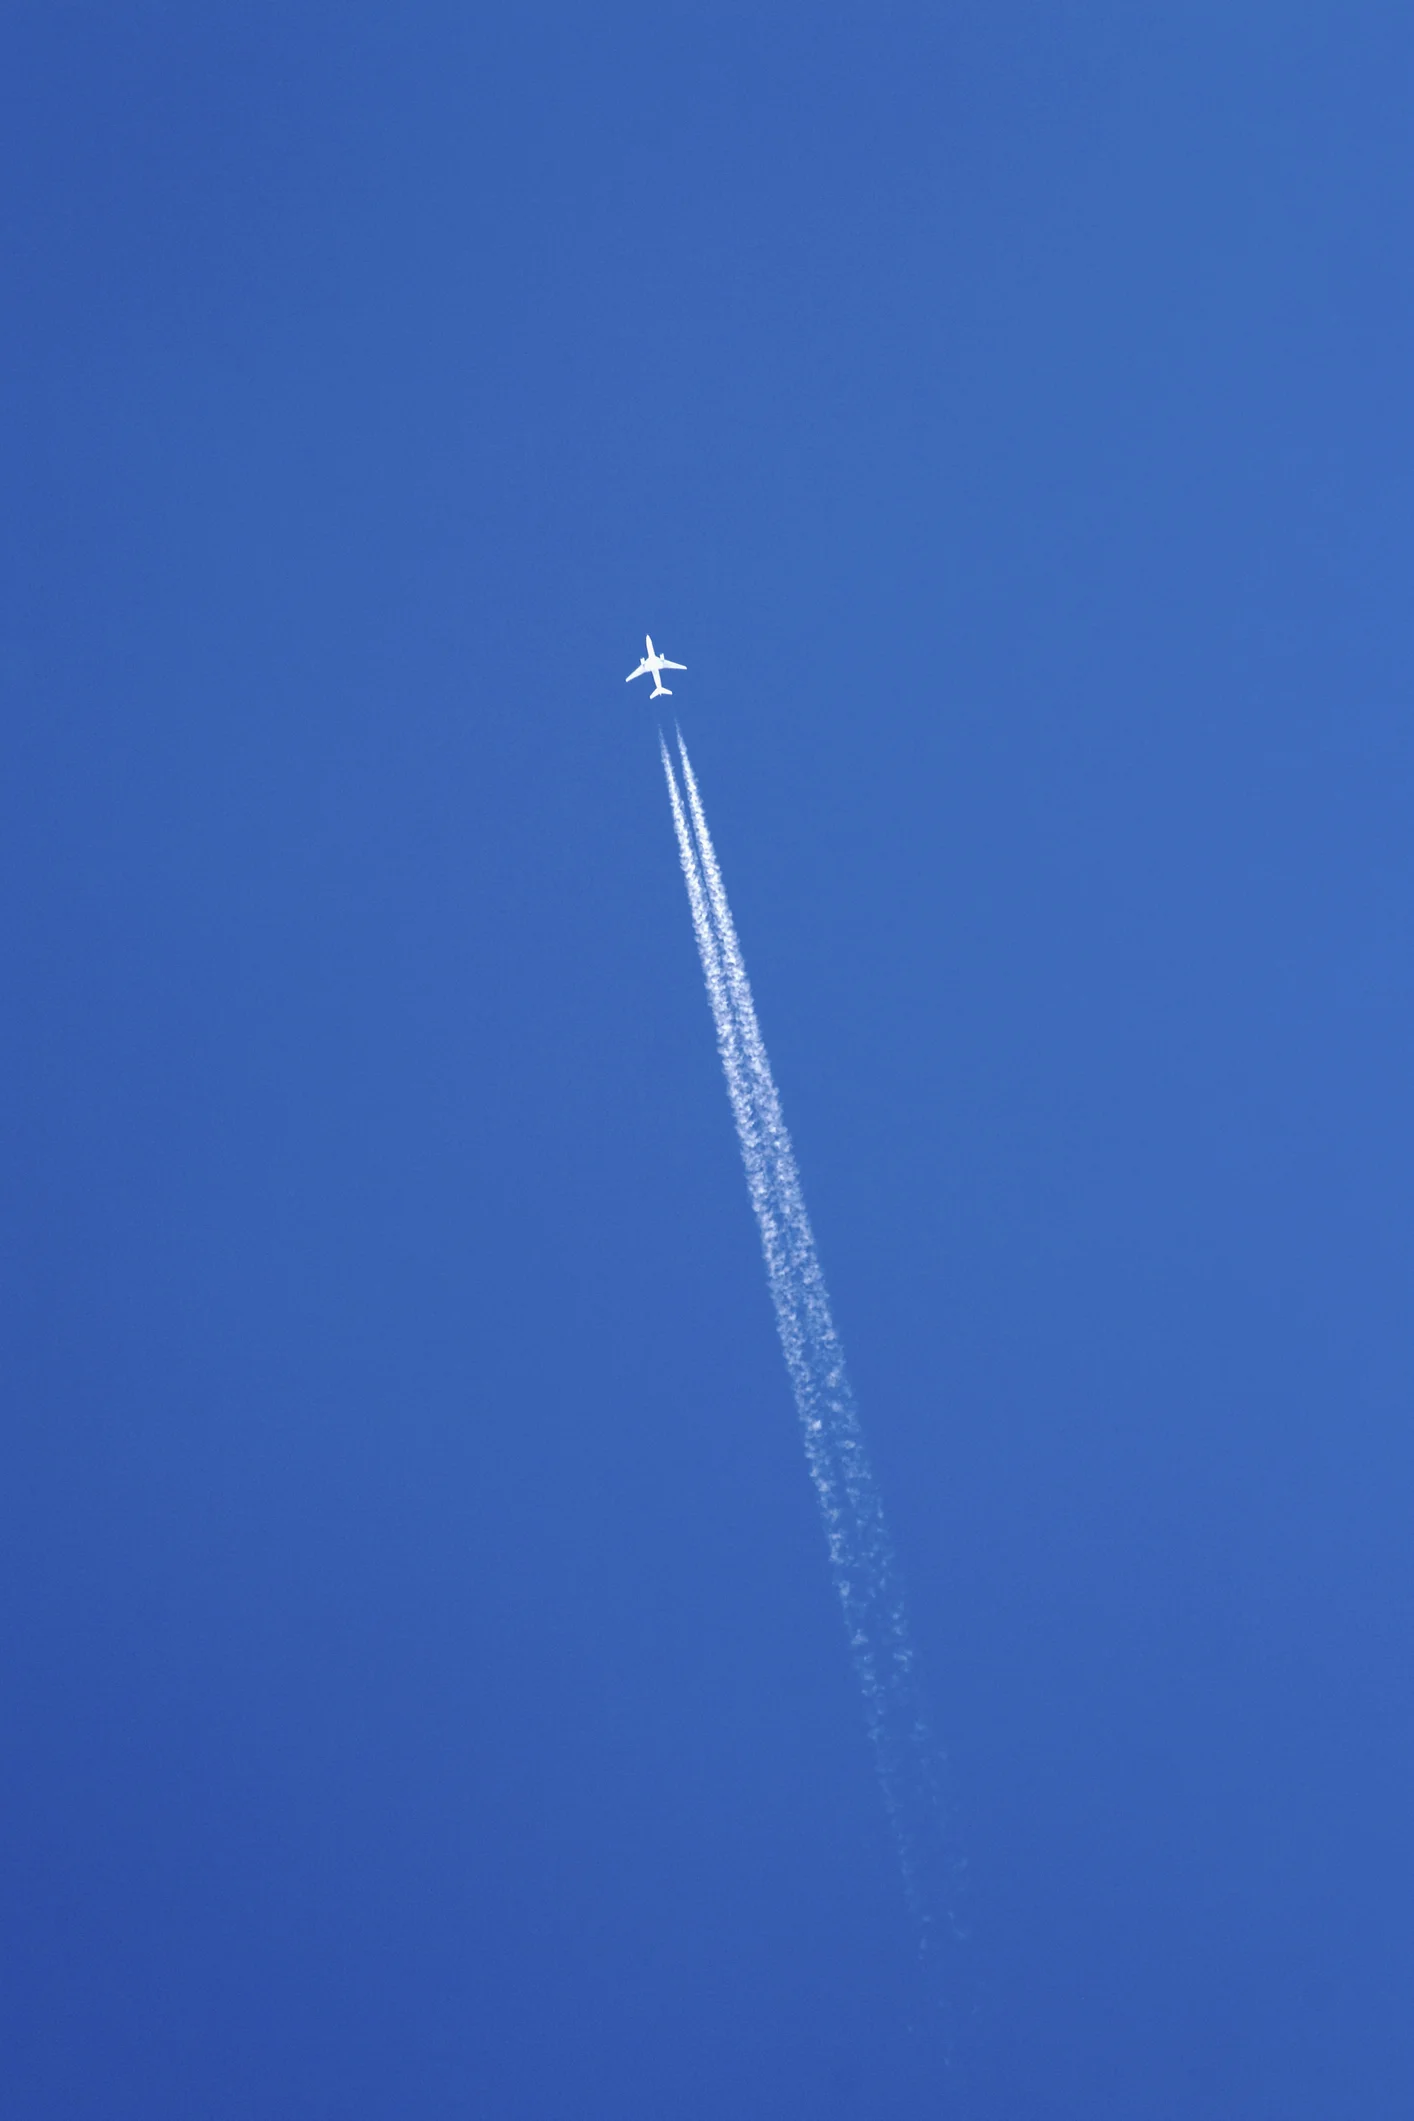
[660,729,960,1977]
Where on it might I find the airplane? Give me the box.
[625,635,686,700]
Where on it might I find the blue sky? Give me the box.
[1,7,1410,2116]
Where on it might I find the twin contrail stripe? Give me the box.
[660,729,958,1969]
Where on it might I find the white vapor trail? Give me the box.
[660,729,958,1967]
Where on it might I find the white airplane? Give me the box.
[625,635,686,700]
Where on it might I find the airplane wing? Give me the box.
[625,658,651,682]
[660,659,686,671]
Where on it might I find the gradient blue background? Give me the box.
[1,6,1409,2115]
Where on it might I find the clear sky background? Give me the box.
[1,7,1410,2117]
